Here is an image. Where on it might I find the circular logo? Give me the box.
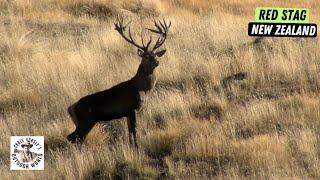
[10,136,44,170]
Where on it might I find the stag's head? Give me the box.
[114,16,171,72]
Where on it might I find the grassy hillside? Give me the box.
[0,0,320,179]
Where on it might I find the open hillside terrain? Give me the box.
[0,0,320,179]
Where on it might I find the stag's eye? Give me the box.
[154,60,159,66]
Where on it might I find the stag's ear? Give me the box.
[155,50,166,57]
[138,49,144,57]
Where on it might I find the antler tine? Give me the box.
[163,18,172,30]
[154,20,161,30]
[150,17,163,33]
[114,15,145,50]
[141,31,153,50]
[124,20,132,30]
[158,19,166,33]
[116,15,123,28]
[141,32,145,47]
[115,16,170,52]
[146,36,152,49]
[128,27,136,45]
[163,18,167,28]
[146,18,171,51]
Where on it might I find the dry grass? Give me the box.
[1,0,320,179]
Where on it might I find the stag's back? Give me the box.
[75,79,142,121]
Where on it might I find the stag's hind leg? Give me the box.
[127,110,138,148]
[67,103,79,143]
[67,118,95,144]
[67,103,95,144]
[68,103,79,127]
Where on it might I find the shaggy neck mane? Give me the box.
[133,63,157,92]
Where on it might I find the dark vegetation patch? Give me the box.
[123,1,159,17]
[25,20,90,37]
[156,71,215,95]
[216,46,237,59]
[85,166,110,180]
[214,37,267,58]
[0,149,9,165]
[222,73,320,104]
[0,44,12,63]
[216,38,320,104]
[235,127,254,139]
[154,159,174,180]
[239,85,319,104]
[68,2,115,21]
[103,120,127,146]
[143,135,176,159]
[189,103,222,121]
[0,99,26,115]
[222,72,248,90]
[218,1,247,16]
[44,136,69,151]
[111,160,157,180]
[112,161,140,180]
[155,80,187,93]
[167,0,213,14]
[192,73,212,97]
[0,42,34,64]
[152,113,167,129]
[151,108,184,129]
[221,72,248,99]
[288,137,319,177]
[172,154,233,177]
[234,116,303,139]
[277,97,304,111]
[2,20,90,38]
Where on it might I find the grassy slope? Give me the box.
[0,0,320,179]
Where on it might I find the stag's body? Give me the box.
[67,65,155,146]
[72,68,156,122]
[67,16,170,147]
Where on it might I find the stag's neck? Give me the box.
[133,66,157,92]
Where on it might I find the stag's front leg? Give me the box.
[127,110,138,148]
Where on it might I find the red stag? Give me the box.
[67,16,171,147]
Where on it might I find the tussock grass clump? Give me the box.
[111,159,158,179]
[44,136,69,152]
[142,134,176,159]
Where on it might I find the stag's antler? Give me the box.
[115,16,171,52]
[147,18,171,51]
[114,15,152,51]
